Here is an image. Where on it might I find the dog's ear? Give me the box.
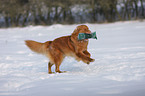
[71,26,80,42]
[72,26,80,36]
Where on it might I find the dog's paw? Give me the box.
[56,71,67,73]
[48,72,55,74]
[88,58,95,62]
[91,59,95,62]
[87,62,90,65]
[85,58,95,64]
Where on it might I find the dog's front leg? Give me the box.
[76,52,94,64]
[83,50,91,57]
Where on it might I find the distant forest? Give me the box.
[0,0,145,27]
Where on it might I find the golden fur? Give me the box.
[25,25,95,74]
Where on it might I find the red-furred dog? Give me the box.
[25,25,95,74]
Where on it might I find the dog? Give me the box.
[25,25,95,74]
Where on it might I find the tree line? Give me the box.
[0,0,144,27]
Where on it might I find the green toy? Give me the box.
[78,32,97,40]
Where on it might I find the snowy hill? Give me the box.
[0,21,145,96]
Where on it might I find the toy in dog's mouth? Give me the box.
[78,32,97,40]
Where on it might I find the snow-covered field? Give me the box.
[0,21,145,96]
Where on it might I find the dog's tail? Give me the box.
[25,40,52,55]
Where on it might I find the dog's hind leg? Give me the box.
[48,62,54,74]
[53,52,65,73]
[55,56,65,73]
[49,47,65,73]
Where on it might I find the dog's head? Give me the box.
[71,25,91,42]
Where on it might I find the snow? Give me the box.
[0,20,145,96]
